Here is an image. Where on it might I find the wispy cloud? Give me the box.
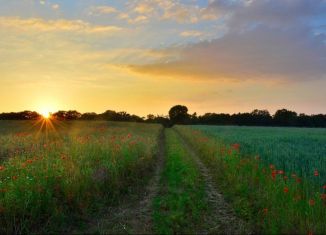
[180,30,203,37]
[90,6,118,15]
[0,17,123,34]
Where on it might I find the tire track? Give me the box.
[175,129,251,235]
[71,129,165,234]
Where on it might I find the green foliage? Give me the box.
[175,125,326,234]
[0,121,161,233]
[153,129,206,234]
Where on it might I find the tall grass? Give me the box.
[175,126,326,234]
[0,121,161,233]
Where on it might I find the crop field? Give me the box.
[176,125,326,234]
[0,120,325,234]
[189,125,326,184]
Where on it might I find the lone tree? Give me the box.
[169,105,189,125]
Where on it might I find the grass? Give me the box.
[153,129,206,234]
[0,120,162,233]
[191,125,326,184]
[175,125,326,234]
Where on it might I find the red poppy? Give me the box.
[309,199,315,206]
[284,187,289,193]
[263,208,268,215]
[231,143,240,151]
[0,166,5,171]
[270,164,275,170]
[12,176,18,180]
[323,185,326,189]
[278,170,284,175]
[314,170,319,177]
[296,178,302,183]
[320,194,326,200]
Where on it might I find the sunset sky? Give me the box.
[0,0,325,116]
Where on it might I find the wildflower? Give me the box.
[320,194,326,200]
[284,176,288,181]
[231,143,240,151]
[323,185,326,190]
[284,187,289,193]
[296,178,302,184]
[12,176,18,181]
[26,159,33,164]
[314,170,319,177]
[291,173,297,178]
[270,164,275,170]
[263,208,268,215]
[309,199,315,206]
[271,170,277,180]
[278,170,284,175]
[0,166,5,171]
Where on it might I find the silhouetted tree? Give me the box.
[251,109,273,126]
[52,110,81,120]
[273,109,298,126]
[80,112,98,120]
[169,105,189,125]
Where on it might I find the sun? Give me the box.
[39,110,51,119]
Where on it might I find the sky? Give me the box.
[0,0,325,116]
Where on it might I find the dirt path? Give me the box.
[73,129,165,234]
[174,129,250,235]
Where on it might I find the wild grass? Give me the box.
[175,125,326,235]
[0,121,161,233]
[153,129,206,234]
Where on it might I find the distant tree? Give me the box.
[251,109,272,126]
[273,109,298,126]
[311,114,326,127]
[52,110,81,120]
[199,113,231,125]
[80,112,98,120]
[169,105,190,125]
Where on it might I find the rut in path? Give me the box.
[74,129,165,234]
[175,129,251,235]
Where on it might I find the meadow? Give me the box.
[0,120,325,234]
[0,120,162,233]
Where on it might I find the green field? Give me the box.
[0,121,325,234]
[189,125,326,184]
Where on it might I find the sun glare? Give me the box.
[40,110,51,119]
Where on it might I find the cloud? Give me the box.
[0,17,123,34]
[208,0,326,29]
[51,4,59,10]
[91,6,118,15]
[180,30,203,37]
[128,15,148,24]
[129,26,326,81]
[125,0,220,24]
[126,0,326,81]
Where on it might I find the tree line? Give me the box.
[0,106,325,128]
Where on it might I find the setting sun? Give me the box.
[40,110,51,119]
